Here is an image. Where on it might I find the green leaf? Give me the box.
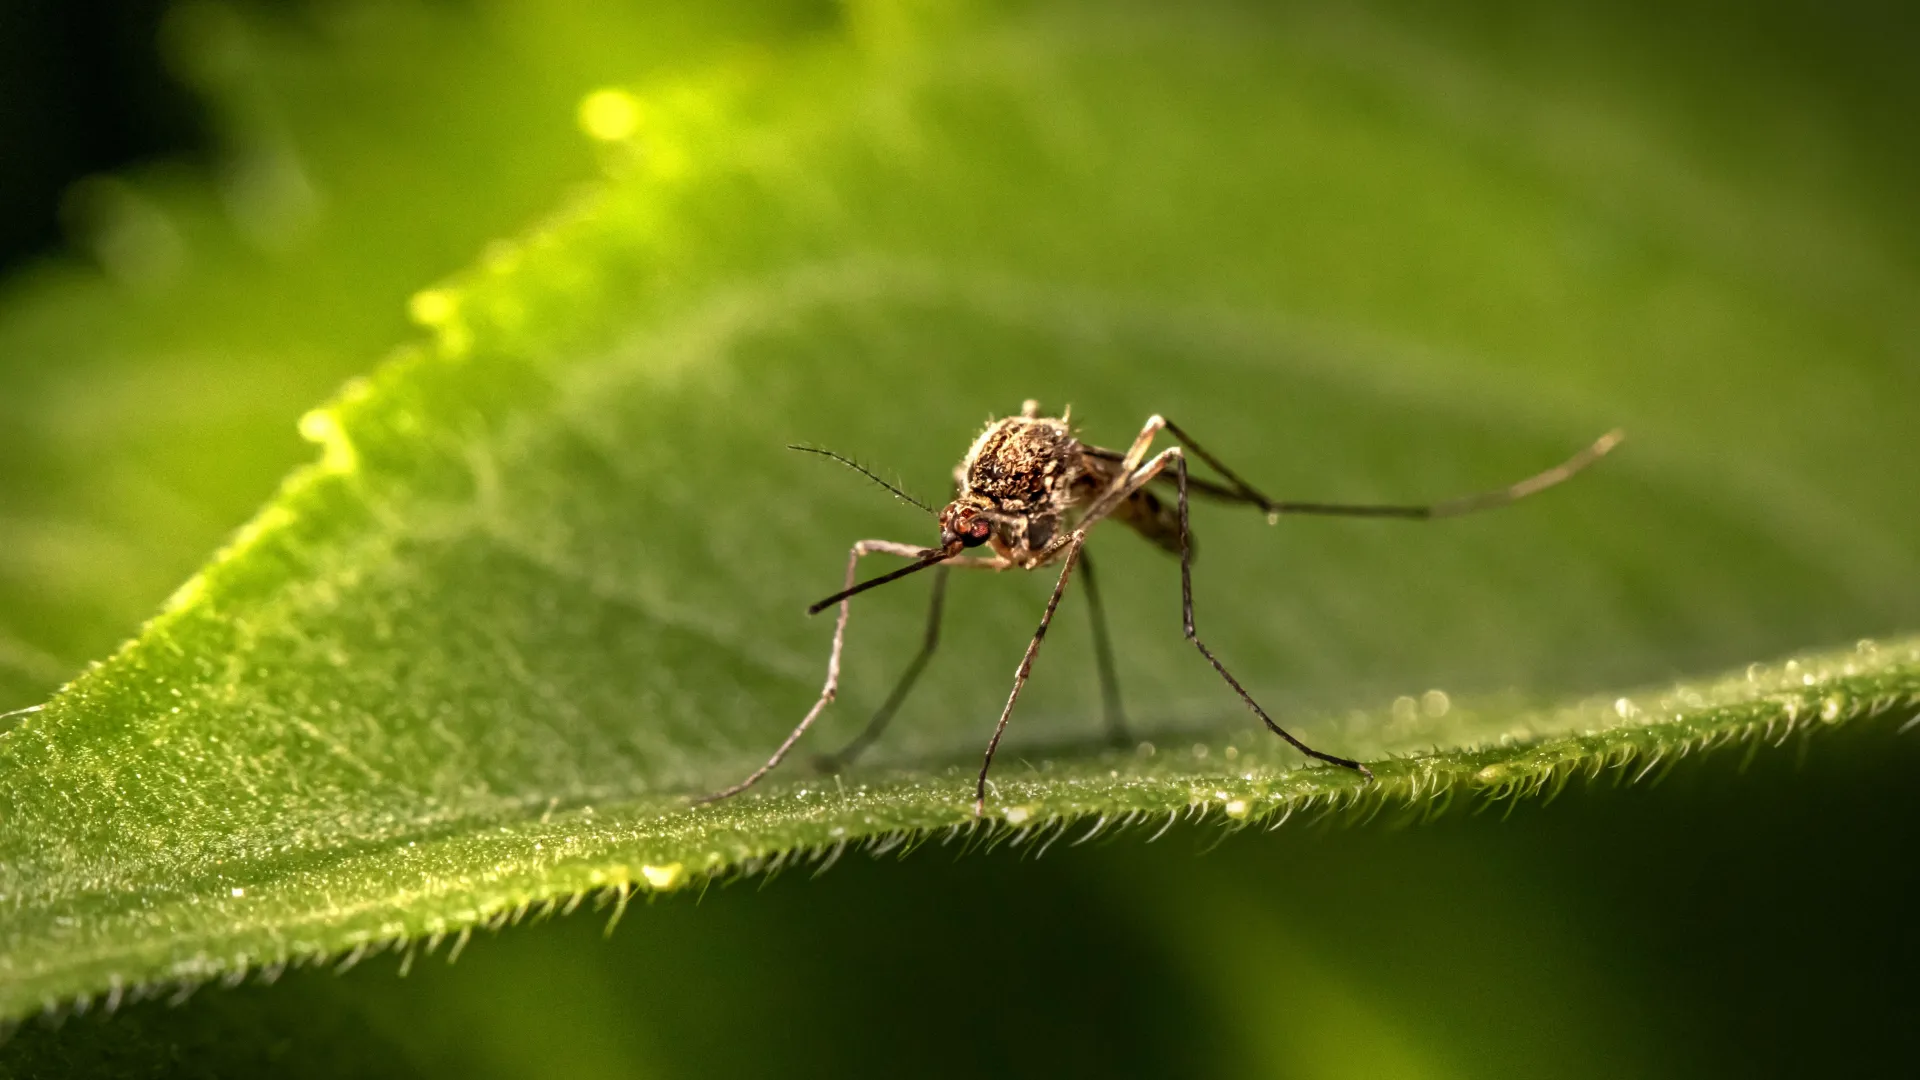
[4,0,1919,1025]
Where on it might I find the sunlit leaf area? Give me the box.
[1,1,1916,1076]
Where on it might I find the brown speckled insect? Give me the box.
[698,400,1622,816]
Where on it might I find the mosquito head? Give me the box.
[939,498,994,550]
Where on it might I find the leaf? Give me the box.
[4,0,1919,1023]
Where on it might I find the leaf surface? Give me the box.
[4,0,1919,1020]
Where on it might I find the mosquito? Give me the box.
[696,400,1622,816]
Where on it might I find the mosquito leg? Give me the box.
[1081,447,1181,532]
[1151,419,1274,507]
[1082,444,1371,775]
[1168,449,1374,780]
[1157,420,1622,521]
[1076,418,1170,531]
[1116,414,1168,473]
[695,539,924,805]
[975,534,1086,816]
[815,565,950,772]
[1077,548,1131,747]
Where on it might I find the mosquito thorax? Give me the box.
[959,415,1083,513]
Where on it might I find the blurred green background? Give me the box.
[2,1,1916,1076]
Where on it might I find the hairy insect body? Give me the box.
[955,413,1185,562]
[953,415,1089,566]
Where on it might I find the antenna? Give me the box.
[788,445,937,516]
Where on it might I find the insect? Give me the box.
[697,401,1622,816]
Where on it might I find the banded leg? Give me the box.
[815,564,951,772]
[695,539,928,805]
[1087,446,1373,779]
[1077,549,1131,747]
[975,534,1087,815]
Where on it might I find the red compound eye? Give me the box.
[940,503,994,550]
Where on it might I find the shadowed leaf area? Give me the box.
[2,0,1918,1075]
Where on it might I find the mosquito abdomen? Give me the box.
[1112,487,1187,558]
